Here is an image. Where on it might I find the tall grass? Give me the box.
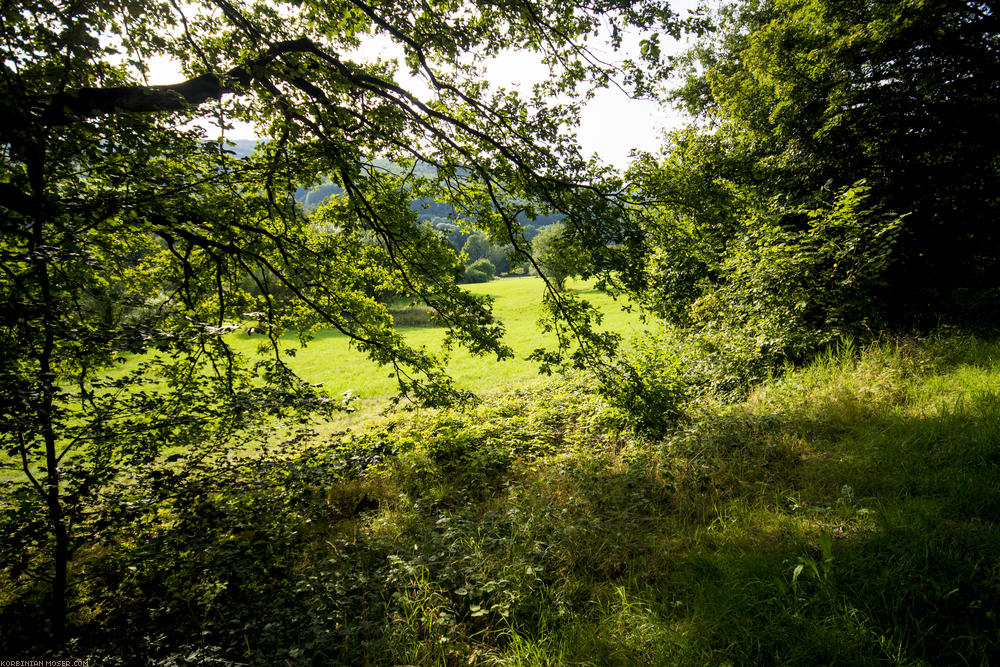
[23,333,999,664]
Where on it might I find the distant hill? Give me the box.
[225,139,558,248]
[225,139,258,158]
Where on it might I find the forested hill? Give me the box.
[225,140,560,242]
[294,171,562,248]
[298,178,561,246]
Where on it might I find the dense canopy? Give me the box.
[643,0,1000,328]
[0,0,684,644]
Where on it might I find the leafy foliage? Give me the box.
[460,233,493,265]
[530,223,590,290]
[599,326,689,434]
[609,0,1000,399]
[661,0,1000,327]
[462,258,496,283]
[0,0,686,644]
[5,336,1000,663]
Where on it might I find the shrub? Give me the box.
[599,327,690,434]
[463,258,496,283]
[626,180,904,400]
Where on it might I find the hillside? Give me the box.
[223,139,562,243]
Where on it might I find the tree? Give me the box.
[651,0,1000,328]
[463,258,496,283]
[599,0,1000,398]
[461,233,492,264]
[461,233,513,274]
[487,244,514,275]
[0,0,684,646]
[530,223,589,290]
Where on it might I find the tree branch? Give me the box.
[48,37,316,121]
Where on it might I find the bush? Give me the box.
[627,180,904,399]
[530,223,586,290]
[0,375,626,663]
[463,258,495,283]
[599,327,689,434]
[388,305,439,327]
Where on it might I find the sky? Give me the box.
[150,0,706,170]
[337,0,708,168]
[475,27,701,169]
[483,34,701,169]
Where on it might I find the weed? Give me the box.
[4,334,1000,664]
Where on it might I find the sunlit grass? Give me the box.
[225,276,642,425]
[9,332,1000,662]
[0,277,639,480]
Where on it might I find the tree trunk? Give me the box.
[29,140,68,643]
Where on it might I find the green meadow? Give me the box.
[227,276,643,423]
[0,277,637,479]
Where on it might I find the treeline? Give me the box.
[294,168,564,283]
[580,0,1000,426]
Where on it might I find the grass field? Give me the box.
[39,333,1000,664]
[0,277,639,482]
[227,276,644,424]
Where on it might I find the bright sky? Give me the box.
[150,0,705,170]
[480,13,704,169]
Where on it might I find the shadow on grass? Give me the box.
[613,381,1000,665]
[5,343,1000,665]
[465,378,1000,664]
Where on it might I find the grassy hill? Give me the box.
[27,333,1000,664]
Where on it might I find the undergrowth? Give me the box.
[2,334,999,664]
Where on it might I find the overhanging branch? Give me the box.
[48,37,316,121]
